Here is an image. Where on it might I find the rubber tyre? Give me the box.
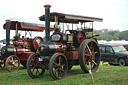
[119,58,126,66]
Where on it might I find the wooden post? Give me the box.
[89,70,95,84]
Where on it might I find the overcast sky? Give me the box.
[0,0,128,40]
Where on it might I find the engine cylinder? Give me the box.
[38,42,66,56]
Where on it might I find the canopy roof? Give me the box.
[39,12,103,23]
[3,21,54,32]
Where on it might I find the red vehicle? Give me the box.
[26,5,103,80]
[0,21,54,72]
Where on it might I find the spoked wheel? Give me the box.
[79,39,100,73]
[26,53,45,78]
[6,55,20,72]
[49,53,68,80]
[0,58,6,70]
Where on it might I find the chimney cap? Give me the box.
[44,5,51,9]
[5,19,11,22]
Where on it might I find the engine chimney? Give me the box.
[44,5,51,42]
[5,20,11,45]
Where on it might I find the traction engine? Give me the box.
[0,21,54,72]
[26,5,103,80]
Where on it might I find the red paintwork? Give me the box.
[77,31,86,44]
[19,53,33,60]
[15,48,31,55]
[54,42,67,53]
[33,37,43,50]
[3,21,54,32]
[65,51,78,60]
[13,38,32,47]
[12,38,34,55]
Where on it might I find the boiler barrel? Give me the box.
[38,42,66,56]
[1,45,31,57]
[1,45,15,57]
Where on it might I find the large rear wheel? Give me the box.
[26,53,45,78]
[79,39,100,73]
[49,53,68,80]
[6,55,20,72]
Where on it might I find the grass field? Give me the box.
[0,65,128,85]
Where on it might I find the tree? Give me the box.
[119,30,128,40]
[94,29,120,41]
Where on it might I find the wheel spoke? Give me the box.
[14,61,19,64]
[59,56,61,64]
[27,53,45,78]
[13,64,18,68]
[55,68,59,77]
[53,62,58,66]
[59,68,62,76]
[92,60,97,66]
[6,56,20,72]
[13,65,15,70]
[59,68,64,72]
[31,66,36,74]
[85,54,91,57]
[90,42,93,48]
[61,64,65,67]
[86,45,92,55]
[36,69,40,76]
[79,39,100,73]
[49,53,68,80]
[94,51,98,54]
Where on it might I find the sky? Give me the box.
[0,0,128,40]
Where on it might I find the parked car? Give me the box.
[99,43,128,66]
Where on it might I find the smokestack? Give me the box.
[44,5,51,42]
[5,20,11,45]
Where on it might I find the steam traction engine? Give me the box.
[0,21,54,72]
[26,5,103,80]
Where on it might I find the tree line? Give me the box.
[94,29,128,41]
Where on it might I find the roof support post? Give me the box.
[55,16,58,29]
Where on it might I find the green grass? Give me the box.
[0,65,128,85]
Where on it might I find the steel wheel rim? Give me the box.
[49,53,68,80]
[84,41,99,71]
[28,54,45,78]
[6,56,20,72]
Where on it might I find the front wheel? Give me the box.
[78,39,101,73]
[26,53,45,78]
[49,53,68,80]
[6,55,20,72]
